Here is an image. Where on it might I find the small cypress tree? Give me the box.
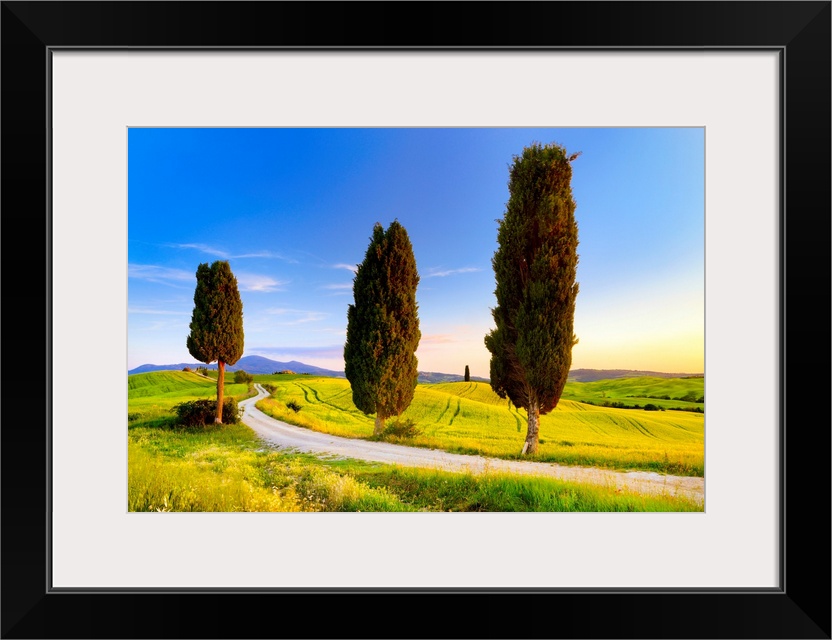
[484,142,580,455]
[464,365,470,382]
[344,221,421,435]
[186,261,244,424]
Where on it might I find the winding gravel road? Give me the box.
[241,384,704,504]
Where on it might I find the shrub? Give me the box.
[377,417,422,440]
[643,403,659,411]
[261,383,277,394]
[233,370,254,385]
[174,398,239,427]
[668,406,704,414]
[286,400,302,413]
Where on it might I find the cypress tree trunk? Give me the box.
[374,414,385,436]
[522,400,540,455]
[215,361,225,424]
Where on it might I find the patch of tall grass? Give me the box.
[346,466,703,512]
[128,418,412,512]
[128,442,300,512]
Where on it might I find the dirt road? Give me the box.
[241,384,704,504]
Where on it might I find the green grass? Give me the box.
[342,465,702,512]
[255,376,704,476]
[128,370,215,396]
[127,370,254,421]
[561,376,704,410]
[128,421,700,512]
[128,371,702,512]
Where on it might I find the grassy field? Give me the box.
[127,371,703,512]
[561,376,704,411]
[128,370,252,419]
[256,375,705,476]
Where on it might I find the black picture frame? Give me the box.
[2,2,829,638]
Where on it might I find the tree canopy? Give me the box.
[187,260,244,423]
[344,221,421,435]
[484,142,580,454]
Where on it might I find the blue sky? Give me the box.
[128,127,704,377]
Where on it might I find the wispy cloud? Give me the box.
[237,251,298,263]
[168,243,298,263]
[426,267,482,278]
[320,283,353,291]
[169,243,230,258]
[236,273,288,293]
[266,308,328,325]
[128,264,194,287]
[332,263,358,274]
[250,345,345,360]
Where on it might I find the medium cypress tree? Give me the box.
[464,365,470,382]
[344,221,421,435]
[484,142,580,455]
[186,260,245,424]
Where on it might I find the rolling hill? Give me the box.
[129,355,487,383]
[567,369,703,382]
[129,356,702,385]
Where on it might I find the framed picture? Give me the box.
[3,2,829,638]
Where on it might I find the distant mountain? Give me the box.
[233,356,345,377]
[128,355,345,377]
[567,369,704,383]
[128,355,486,383]
[129,362,204,375]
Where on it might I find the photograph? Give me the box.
[127,126,705,513]
[3,0,828,636]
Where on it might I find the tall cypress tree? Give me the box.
[344,221,421,435]
[464,365,470,382]
[186,260,245,424]
[484,142,580,455]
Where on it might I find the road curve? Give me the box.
[241,384,704,504]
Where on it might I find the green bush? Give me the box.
[174,398,239,426]
[378,417,422,440]
[286,400,302,413]
[233,370,254,385]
